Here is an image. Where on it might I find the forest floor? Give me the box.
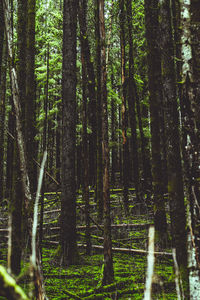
[0,189,177,299]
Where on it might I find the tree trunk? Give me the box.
[95,0,103,222]
[144,0,168,246]
[119,0,129,214]
[98,0,114,285]
[159,0,189,295]
[81,51,91,255]
[9,140,23,276]
[26,0,37,194]
[78,0,97,188]
[111,72,117,186]
[0,38,7,203]
[126,0,141,201]
[60,0,78,265]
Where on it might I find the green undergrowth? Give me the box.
[40,247,177,299]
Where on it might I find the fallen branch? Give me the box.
[78,244,172,256]
[48,223,153,232]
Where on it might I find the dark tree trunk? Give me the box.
[119,0,129,213]
[98,0,114,285]
[95,0,103,222]
[60,0,78,265]
[9,140,23,276]
[111,72,117,186]
[78,0,97,188]
[56,106,61,184]
[0,39,7,203]
[26,0,37,194]
[0,0,4,79]
[17,0,27,128]
[144,0,168,246]
[159,0,189,295]
[81,51,91,255]
[126,0,141,201]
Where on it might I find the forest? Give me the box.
[0,0,200,299]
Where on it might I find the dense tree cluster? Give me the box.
[0,0,200,298]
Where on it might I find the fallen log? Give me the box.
[78,244,172,257]
[44,241,172,257]
[48,223,153,232]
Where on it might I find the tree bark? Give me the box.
[78,0,97,188]
[81,51,91,255]
[95,0,103,222]
[98,0,114,285]
[0,36,7,203]
[60,0,78,265]
[144,0,168,246]
[119,0,129,214]
[126,0,141,201]
[26,0,37,194]
[159,0,189,295]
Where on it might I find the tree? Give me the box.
[98,0,114,285]
[159,0,189,295]
[60,0,78,265]
[0,1,6,202]
[126,0,141,202]
[26,0,37,194]
[78,0,97,188]
[144,0,167,246]
[119,0,129,213]
[81,49,91,255]
[95,0,103,222]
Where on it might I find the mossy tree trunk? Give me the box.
[144,0,168,246]
[159,0,189,295]
[60,0,78,265]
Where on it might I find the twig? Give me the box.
[143,225,155,300]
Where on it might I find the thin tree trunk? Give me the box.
[0,39,7,202]
[111,72,117,186]
[98,0,114,285]
[119,0,129,214]
[81,51,91,255]
[95,0,103,222]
